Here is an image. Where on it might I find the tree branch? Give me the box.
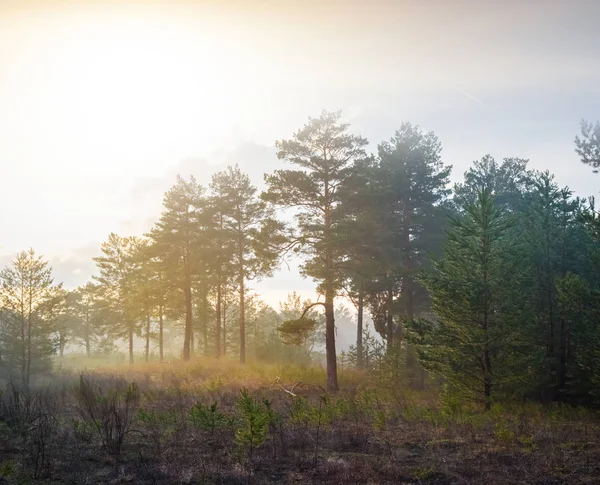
[301,302,327,319]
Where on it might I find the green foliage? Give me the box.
[263,110,368,391]
[494,422,516,444]
[0,460,16,479]
[235,389,273,463]
[575,119,600,172]
[409,188,529,410]
[189,401,231,434]
[0,249,63,384]
[72,418,95,442]
[277,318,318,346]
[137,407,177,427]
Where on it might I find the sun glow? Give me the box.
[0,3,283,253]
[2,5,269,179]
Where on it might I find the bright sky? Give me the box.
[1,0,599,304]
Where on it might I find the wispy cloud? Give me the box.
[450,84,484,105]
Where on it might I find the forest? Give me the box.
[1,112,600,484]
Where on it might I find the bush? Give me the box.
[235,389,272,467]
[0,382,57,478]
[73,375,140,460]
[189,401,232,435]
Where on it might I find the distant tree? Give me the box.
[370,124,451,353]
[454,155,531,212]
[73,282,106,356]
[575,120,600,172]
[336,156,379,369]
[129,237,158,362]
[210,165,283,363]
[148,176,210,360]
[205,189,235,360]
[54,288,75,358]
[0,249,62,386]
[263,110,368,391]
[93,233,138,364]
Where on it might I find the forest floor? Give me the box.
[1,357,599,484]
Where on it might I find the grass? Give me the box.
[0,356,599,484]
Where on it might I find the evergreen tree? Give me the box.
[454,155,531,212]
[129,237,158,362]
[148,175,210,361]
[72,282,106,357]
[410,189,528,410]
[521,172,587,401]
[210,165,282,363]
[336,156,380,369]
[93,233,138,364]
[0,249,62,385]
[575,119,600,172]
[263,110,368,391]
[370,124,451,352]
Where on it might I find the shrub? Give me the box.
[73,375,140,460]
[0,383,57,478]
[235,389,272,467]
[189,401,231,435]
[137,407,178,456]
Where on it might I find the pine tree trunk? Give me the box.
[20,306,26,385]
[190,325,195,355]
[201,285,209,356]
[216,279,222,359]
[159,304,164,362]
[85,308,91,358]
[59,331,65,358]
[325,283,338,391]
[323,176,339,392]
[386,285,394,353]
[559,316,567,397]
[239,253,246,364]
[145,312,150,362]
[26,294,32,387]
[357,288,364,370]
[128,327,134,365]
[183,285,192,361]
[324,208,338,391]
[223,296,227,356]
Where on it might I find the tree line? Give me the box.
[1,112,600,408]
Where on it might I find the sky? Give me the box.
[1,0,599,306]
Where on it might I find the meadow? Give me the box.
[0,356,598,485]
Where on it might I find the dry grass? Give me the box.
[0,357,599,484]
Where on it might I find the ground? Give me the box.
[0,357,599,484]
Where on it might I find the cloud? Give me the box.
[49,242,102,289]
